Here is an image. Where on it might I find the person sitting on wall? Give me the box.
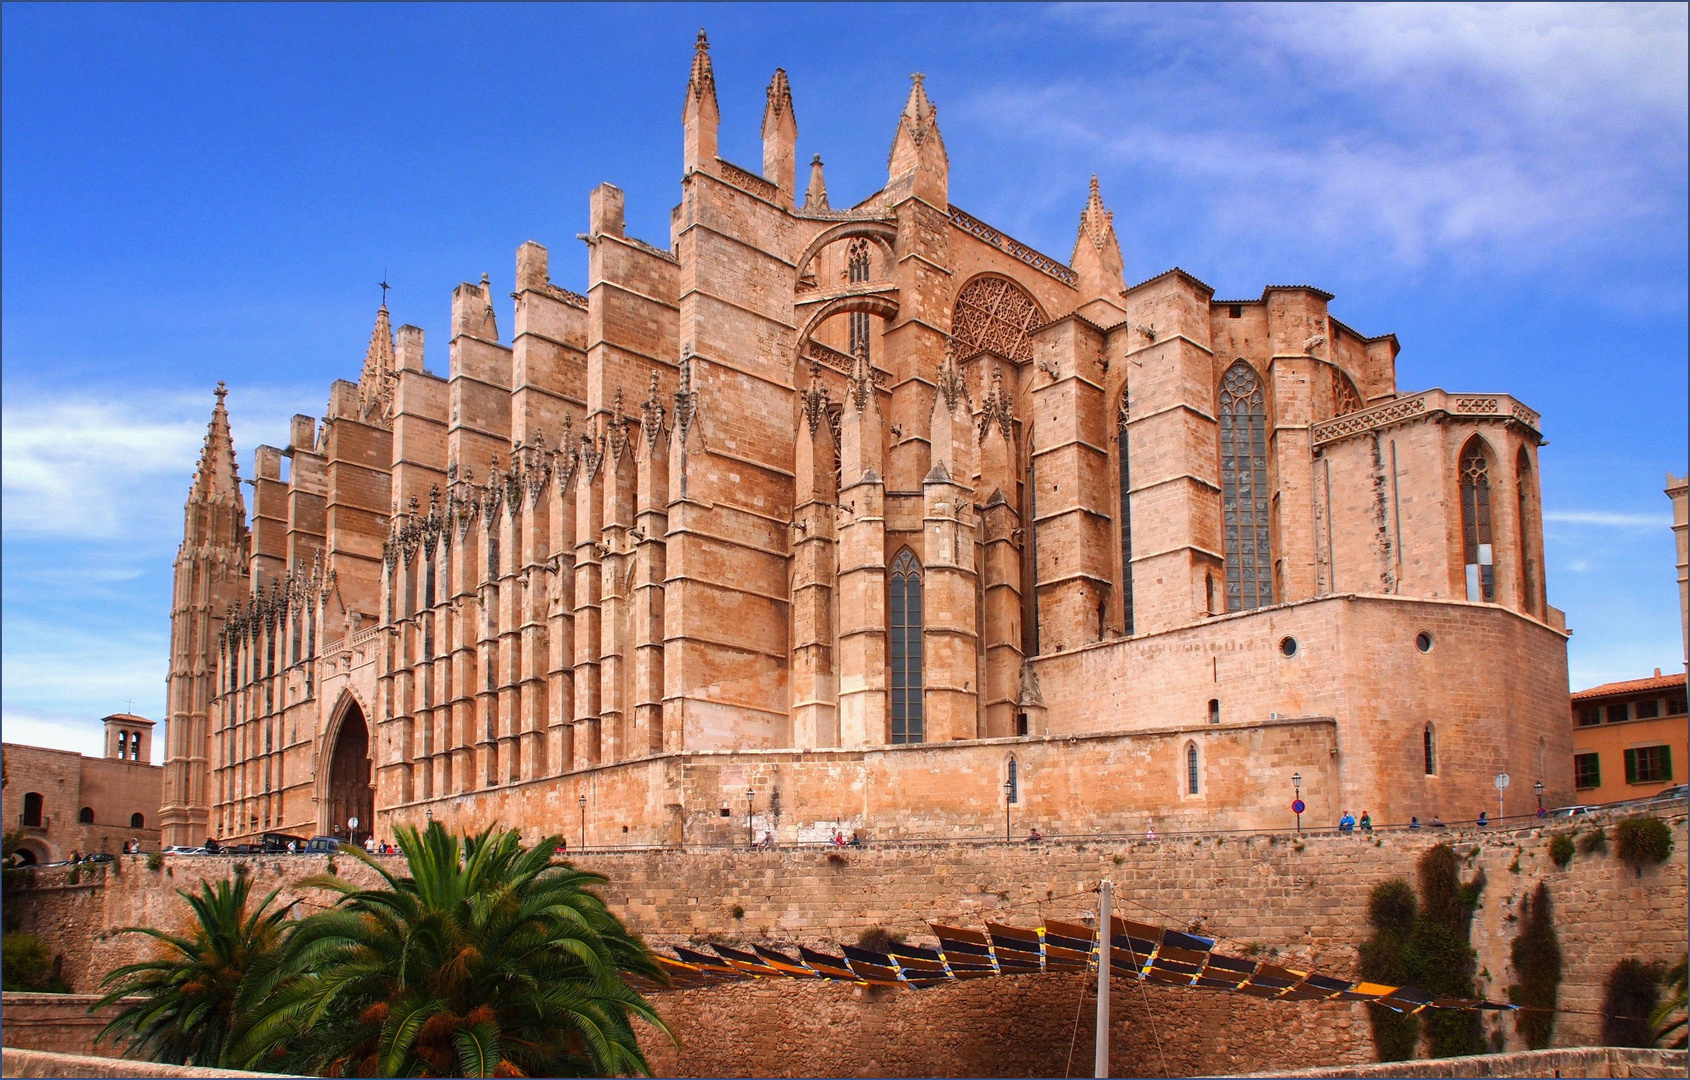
[831,830,845,847]
[1145,824,1156,840]
[1027,828,1043,843]
[1476,812,1489,828]
[760,832,776,849]
[1429,816,1446,829]
[1358,812,1373,833]
[205,837,220,853]
[1409,816,1421,830]
[1339,811,1356,833]
[848,831,863,848]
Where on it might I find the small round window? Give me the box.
[1279,636,1298,658]
[1415,631,1434,653]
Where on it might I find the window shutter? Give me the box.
[1623,748,1638,785]
[1662,745,1673,783]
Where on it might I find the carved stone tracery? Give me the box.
[951,275,1045,366]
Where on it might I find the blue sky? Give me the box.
[3,3,1686,761]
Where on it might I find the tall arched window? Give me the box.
[78,807,95,824]
[1117,389,1135,635]
[1423,725,1436,775]
[131,812,145,829]
[1185,742,1201,795]
[1460,438,1495,602]
[1007,756,1019,804]
[847,239,871,359]
[1219,362,1272,611]
[116,731,128,758]
[889,549,925,744]
[1516,448,1539,615]
[22,792,43,827]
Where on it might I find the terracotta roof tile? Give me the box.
[1570,672,1687,702]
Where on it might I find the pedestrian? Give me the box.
[848,831,862,848]
[1358,811,1373,833]
[1145,823,1156,840]
[1339,810,1356,833]
[1026,827,1043,843]
[1409,816,1421,830]
[286,839,297,855]
[1476,811,1489,828]
[832,829,845,847]
[364,834,377,854]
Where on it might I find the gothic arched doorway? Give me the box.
[326,700,374,846]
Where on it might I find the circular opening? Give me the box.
[1279,636,1298,658]
[1416,631,1434,653]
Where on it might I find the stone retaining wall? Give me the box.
[6,813,1684,1076]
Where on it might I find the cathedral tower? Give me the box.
[158,385,250,847]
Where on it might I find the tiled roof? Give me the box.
[1571,672,1688,702]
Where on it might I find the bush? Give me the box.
[1578,827,1607,855]
[1360,879,1419,1061]
[1508,882,1562,1049]
[857,926,906,954]
[1414,844,1484,1058]
[1548,833,1575,869]
[1601,958,1662,1047]
[730,904,744,919]
[146,851,164,872]
[2,932,70,992]
[1614,817,1673,874]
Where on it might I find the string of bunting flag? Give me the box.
[640,915,1516,1015]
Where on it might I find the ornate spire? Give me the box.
[190,381,242,505]
[641,369,668,449]
[804,154,829,210]
[887,73,948,204]
[762,68,793,135]
[847,348,874,414]
[800,361,830,435]
[357,303,397,424]
[1071,175,1125,306]
[685,29,717,114]
[935,345,969,414]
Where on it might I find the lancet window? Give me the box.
[1116,389,1134,635]
[889,549,925,744]
[1219,361,1272,611]
[1460,438,1495,602]
[848,239,871,359]
[1515,448,1538,615]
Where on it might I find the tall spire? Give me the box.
[887,73,948,205]
[682,29,720,172]
[1071,175,1125,311]
[805,154,829,210]
[762,68,798,203]
[357,303,398,423]
[189,381,242,505]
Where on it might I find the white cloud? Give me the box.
[2,709,114,761]
[1018,2,1688,279]
[1544,510,1675,529]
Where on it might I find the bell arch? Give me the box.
[321,691,374,845]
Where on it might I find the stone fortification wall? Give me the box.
[7,815,1683,1076]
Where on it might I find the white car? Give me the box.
[1546,804,1599,819]
[160,845,206,855]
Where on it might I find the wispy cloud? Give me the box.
[1005,3,1689,285]
[1544,510,1675,529]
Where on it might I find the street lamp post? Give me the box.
[1004,779,1013,842]
[1292,772,1303,836]
[578,794,587,850]
[746,788,756,848]
[1534,780,1544,814]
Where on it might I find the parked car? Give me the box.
[1645,784,1687,808]
[304,835,344,854]
[78,852,115,864]
[160,845,205,855]
[1546,804,1599,819]
[227,843,254,855]
[259,832,308,854]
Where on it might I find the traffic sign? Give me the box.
[1494,774,1509,791]
[1292,799,1306,814]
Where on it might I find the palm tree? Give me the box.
[1655,956,1688,1049]
[230,822,670,1078]
[92,875,291,1067]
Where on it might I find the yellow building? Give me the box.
[1570,671,1687,804]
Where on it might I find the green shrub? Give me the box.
[1414,844,1484,1058]
[1614,817,1673,874]
[1601,958,1662,1047]
[1507,881,1562,1049]
[1548,833,1575,869]
[146,851,164,872]
[730,903,744,919]
[1578,827,1607,855]
[2,932,70,992]
[1360,879,1419,1061]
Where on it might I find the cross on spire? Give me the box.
[379,276,390,308]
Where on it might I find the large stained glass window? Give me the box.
[1117,390,1134,635]
[1219,362,1272,611]
[889,549,924,744]
[848,239,871,359]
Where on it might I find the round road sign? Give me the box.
[1292,799,1306,814]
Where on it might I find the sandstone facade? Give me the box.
[158,35,1570,850]
[4,717,162,862]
